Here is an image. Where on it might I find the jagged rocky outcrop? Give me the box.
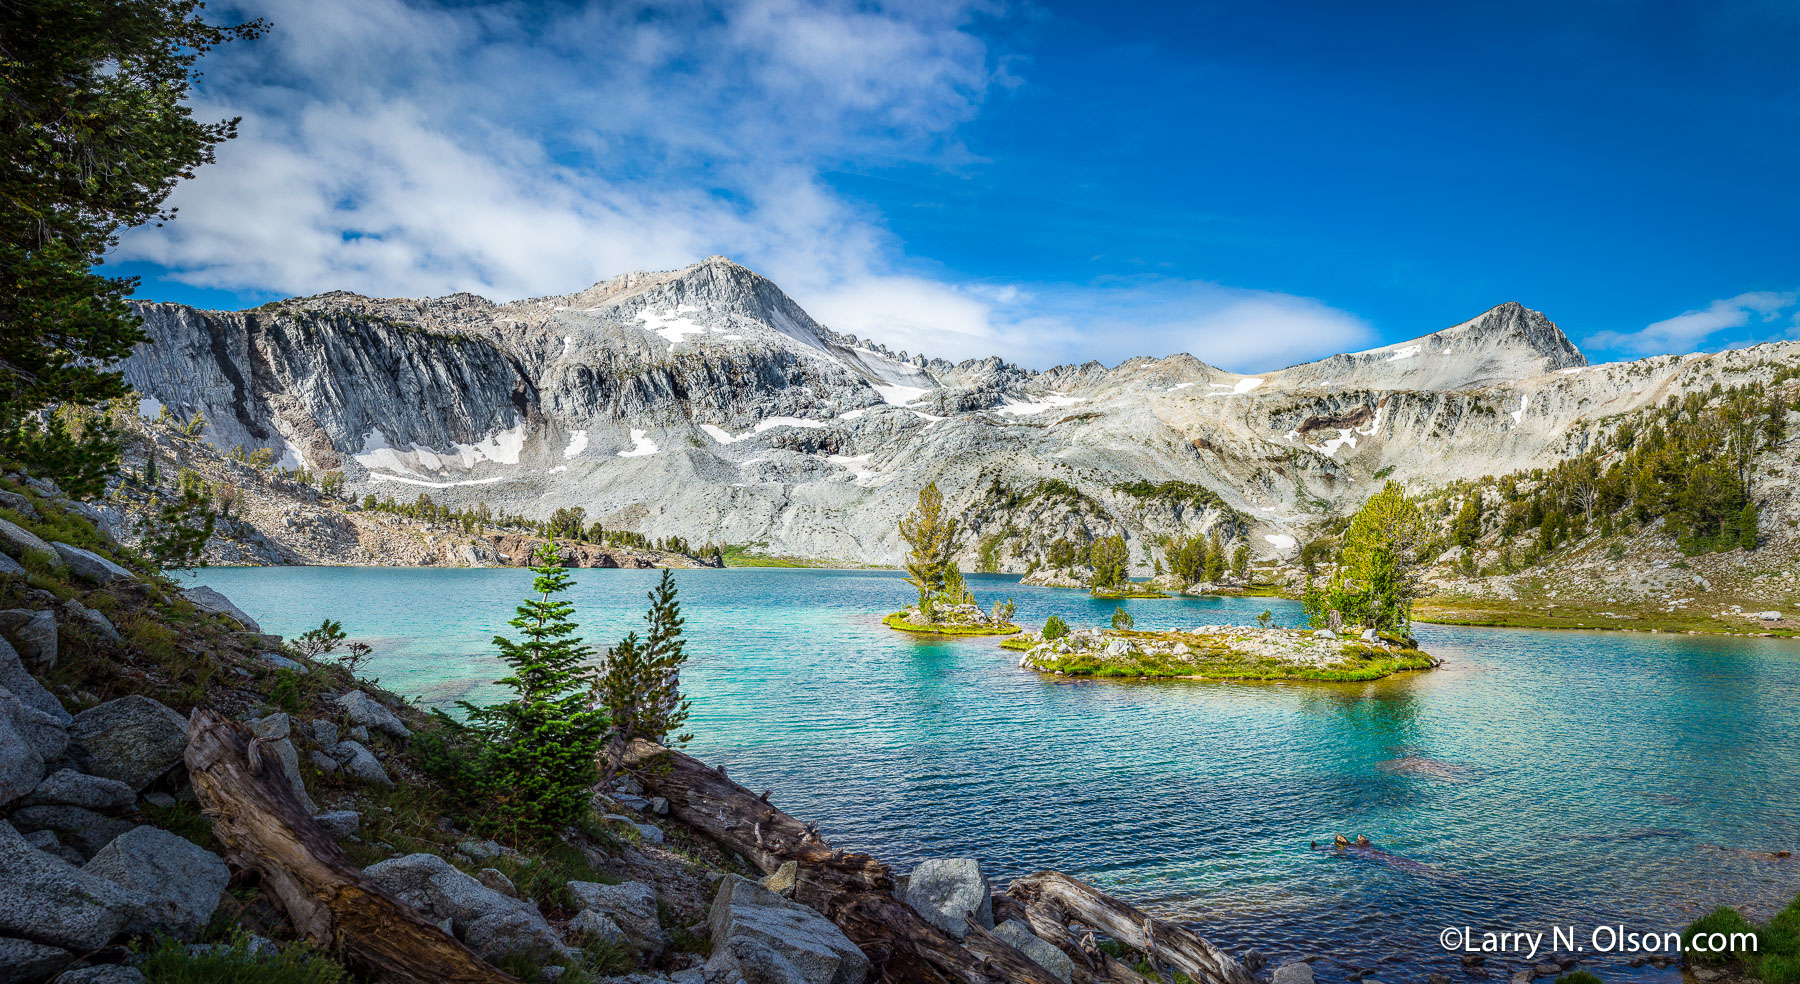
[121,257,1800,569]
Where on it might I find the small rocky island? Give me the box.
[883,601,1023,637]
[884,484,1023,637]
[1003,622,1437,682]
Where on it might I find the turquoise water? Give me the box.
[191,566,1800,981]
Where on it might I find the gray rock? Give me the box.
[180,585,261,633]
[0,519,57,566]
[458,839,505,860]
[0,686,66,761]
[0,609,56,668]
[313,810,360,840]
[1359,628,1379,642]
[363,853,567,964]
[259,652,307,674]
[0,936,73,982]
[706,875,869,984]
[650,796,669,815]
[0,489,39,519]
[308,749,340,773]
[632,822,664,845]
[307,719,339,746]
[476,868,517,898]
[51,967,146,984]
[992,921,1073,983]
[1313,629,1338,640]
[0,693,46,808]
[612,792,651,811]
[249,713,317,812]
[0,551,23,577]
[60,601,121,644]
[1274,963,1317,984]
[567,880,667,958]
[0,820,148,951]
[332,690,410,739]
[567,909,626,943]
[49,543,132,585]
[348,724,369,741]
[900,859,993,938]
[69,696,186,791]
[21,829,84,866]
[334,740,391,787]
[0,637,68,724]
[83,826,229,940]
[20,769,136,813]
[8,806,136,859]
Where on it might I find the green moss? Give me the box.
[882,611,1022,636]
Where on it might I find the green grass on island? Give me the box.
[883,611,1023,636]
[1007,625,1437,682]
[720,543,884,569]
[1089,583,1171,600]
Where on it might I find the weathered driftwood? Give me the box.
[1007,872,1254,984]
[621,739,1062,984]
[993,894,1152,984]
[184,708,518,984]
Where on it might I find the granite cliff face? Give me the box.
[123,257,1798,569]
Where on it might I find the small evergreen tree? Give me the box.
[1315,481,1427,633]
[1041,614,1070,640]
[1203,530,1225,581]
[1111,607,1134,631]
[1230,542,1250,579]
[594,570,694,753]
[454,544,608,833]
[137,467,216,569]
[899,483,962,608]
[1087,535,1129,589]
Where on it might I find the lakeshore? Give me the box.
[191,565,1800,984]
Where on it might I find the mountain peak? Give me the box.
[1446,302,1586,368]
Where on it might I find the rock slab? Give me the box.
[363,853,566,964]
[69,696,186,791]
[0,820,148,951]
[705,875,869,984]
[83,826,230,940]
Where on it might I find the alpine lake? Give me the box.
[189,566,1800,983]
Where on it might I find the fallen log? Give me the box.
[184,708,517,984]
[621,739,1061,984]
[1007,872,1253,984]
[993,894,1152,984]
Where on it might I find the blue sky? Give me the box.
[118,0,1800,370]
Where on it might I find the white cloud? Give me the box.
[120,0,1369,372]
[1588,291,1800,355]
[804,276,1371,370]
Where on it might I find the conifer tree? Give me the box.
[1203,530,1225,581]
[898,483,961,607]
[1088,534,1129,589]
[594,570,694,752]
[456,544,607,833]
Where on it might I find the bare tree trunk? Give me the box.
[620,739,1062,984]
[184,708,518,984]
[1007,872,1254,984]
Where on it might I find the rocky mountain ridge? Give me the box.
[122,257,1800,569]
